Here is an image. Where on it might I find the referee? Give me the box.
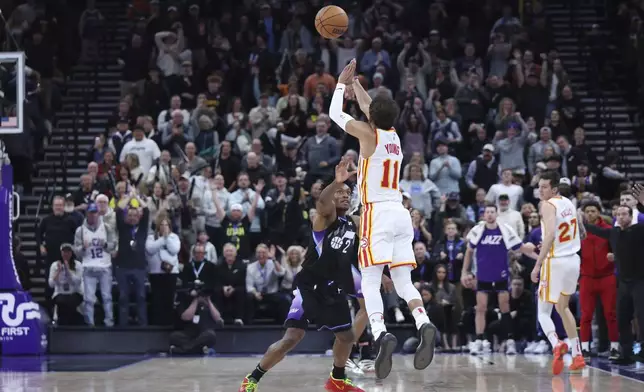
[581,200,644,365]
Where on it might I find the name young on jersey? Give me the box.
[384,143,400,155]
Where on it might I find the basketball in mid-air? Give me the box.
[315,6,349,39]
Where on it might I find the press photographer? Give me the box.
[171,243,221,355]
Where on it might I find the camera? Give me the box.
[188,279,212,297]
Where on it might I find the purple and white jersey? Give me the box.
[469,223,521,282]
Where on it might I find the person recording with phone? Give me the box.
[48,244,84,325]
[171,243,221,355]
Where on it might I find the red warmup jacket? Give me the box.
[580,218,613,277]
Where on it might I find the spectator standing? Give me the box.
[146,182,170,229]
[182,142,208,174]
[146,217,181,326]
[48,244,83,326]
[228,175,265,250]
[493,118,530,172]
[162,110,194,154]
[399,163,441,217]
[264,172,303,247]
[118,34,150,98]
[158,96,190,131]
[245,244,289,324]
[114,190,150,326]
[96,194,117,231]
[73,204,117,327]
[432,221,467,288]
[155,24,191,77]
[215,243,246,325]
[37,195,80,266]
[303,61,336,99]
[215,141,241,190]
[146,150,173,189]
[486,169,524,210]
[555,135,586,178]
[119,126,161,174]
[429,140,462,195]
[497,194,525,239]
[78,0,104,63]
[527,127,559,175]
[465,144,499,193]
[167,173,212,245]
[249,94,279,139]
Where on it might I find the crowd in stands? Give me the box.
[5,0,641,357]
[610,2,644,137]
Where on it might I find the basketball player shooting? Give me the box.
[532,171,586,375]
[329,59,437,380]
[239,157,374,392]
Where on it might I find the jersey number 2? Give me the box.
[380,159,400,189]
[558,218,578,243]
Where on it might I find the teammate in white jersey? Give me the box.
[73,203,117,326]
[329,59,436,380]
[531,171,586,375]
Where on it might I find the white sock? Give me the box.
[546,332,559,348]
[411,307,430,330]
[571,337,581,356]
[369,313,387,340]
[581,341,589,351]
[611,342,620,351]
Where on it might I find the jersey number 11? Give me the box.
[380,159,400,189]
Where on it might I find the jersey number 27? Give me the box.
[380,159,400,189]
[558,218,578,243]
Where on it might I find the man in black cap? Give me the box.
[466,143,499,193]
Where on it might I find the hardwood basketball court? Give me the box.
[2,354,644,391]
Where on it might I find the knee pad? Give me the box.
[390,266,422,303]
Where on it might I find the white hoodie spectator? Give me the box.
[119,126,161,173]
[486,169,524,210]
[145,229,181,274]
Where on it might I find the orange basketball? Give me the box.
[315,5,349,39]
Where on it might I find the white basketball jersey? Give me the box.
[542,196,581,258]
[357,128,403,205]
[81,223,111,267]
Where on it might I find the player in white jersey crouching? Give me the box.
[73,202,117,326]
[329,59,436,380]
[531,171,586,375]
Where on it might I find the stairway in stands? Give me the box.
[546,2,644,181]
[16,1,129,303]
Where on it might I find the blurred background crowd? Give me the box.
[1,0,644,356]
